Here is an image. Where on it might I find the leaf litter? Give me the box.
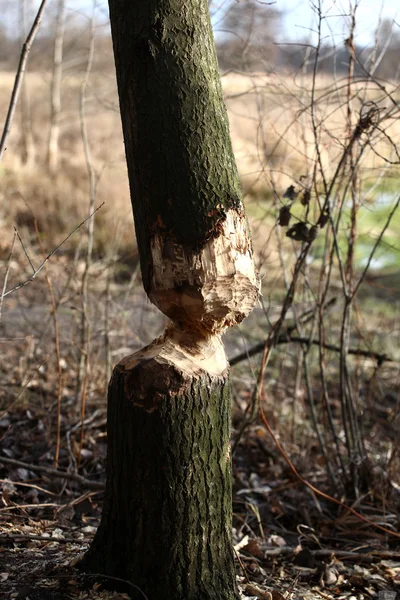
[0,264,399,599]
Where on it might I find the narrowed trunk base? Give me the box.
[81,350,239,600]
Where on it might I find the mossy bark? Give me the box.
[83,0,258,597]
[107,0,243,292]
[82,356,238,600]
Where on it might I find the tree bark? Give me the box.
[84,346,236,599]
[47,0,65,171]
[82,1,259,598]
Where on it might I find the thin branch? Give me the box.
[259,403,400,539]
[0,230,17,323]
[230,334,394,367]
[2,203,104,299]
[31,214,64,469]
[77,0,97,465]
[14,226,36,273]
[0,456,104,490]
[0,533,77,544]
[0,0,49,161]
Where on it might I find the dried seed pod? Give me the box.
[278,205,292,226]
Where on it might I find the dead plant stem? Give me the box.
[0,0,48,161]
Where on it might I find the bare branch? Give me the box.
[0,0,49,161]
[0,456,104,490]
[1,203,104,299]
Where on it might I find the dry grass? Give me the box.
[1,69,400,258]
[0,70,132,259]
[223,71,400,194]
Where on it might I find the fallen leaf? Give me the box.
[243,538,264,560]
[234,535,249,551]
[267,535,286,547]
[244,583,272,599]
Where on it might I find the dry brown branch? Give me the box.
[258,546,400,562]
[33,219,63,469]
[47,0,66,170]
[259,403,400,540]
[230,335,394,367]
[0,456,104,490]
[0,479,57,496]
[0,533,77,543]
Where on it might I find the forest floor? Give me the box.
[0,393,399,600]
[0,275,399,600]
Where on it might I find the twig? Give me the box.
[0,533,77,543]
[2,203,104,299]
[0,456,104,490]
[0,479,57,496]
[78,573,149,600]
[47,0,66,170]
[14,227,36,273]
[353,194,400,299]
[230,334,394,367]
[260,546,400,562]
[32,215,63,469]
[77,0,97,463]
[233,546,250,584]
[1,502,62,512]
[0,0,48,161]
[0,230,17,323]
[259,403,400,539]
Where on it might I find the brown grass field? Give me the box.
[2,69,400,249]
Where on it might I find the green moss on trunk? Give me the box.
[82,357,238,600]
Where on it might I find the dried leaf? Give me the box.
[318,211,329,228]
[301,188,311,206]
[308,225,318,242]
[321,564,340,587]
[286,222,309,242]
[244,583,272,599]
[243,538,264,560]
[283,185,298,200]
[278,205,291,227]
[270,592,286,600]
[267,534,286,547]
[234,534,249,551]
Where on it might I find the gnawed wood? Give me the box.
[149,207,259,334]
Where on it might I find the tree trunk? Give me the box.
[82,1,259,598]
[47,0,65,171]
